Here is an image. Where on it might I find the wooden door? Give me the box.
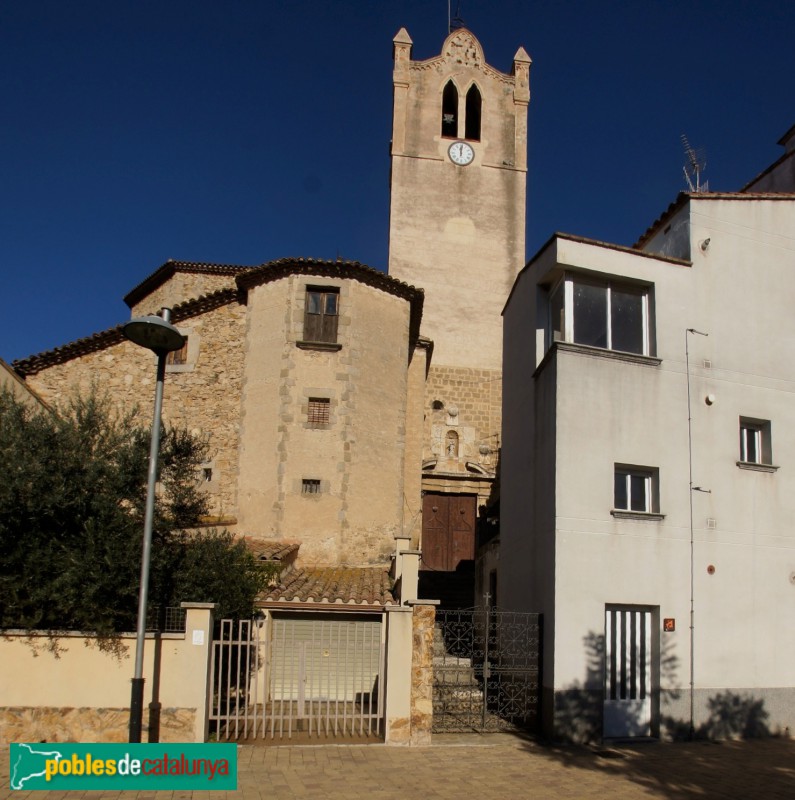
[421,493,476,571]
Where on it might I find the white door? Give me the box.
[270,617,381,703]
[604,607,653,737]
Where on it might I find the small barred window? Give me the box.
[308,398,330,427]
[302,479,321,495]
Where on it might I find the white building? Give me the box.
[500,130,795,741]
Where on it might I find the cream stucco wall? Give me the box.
[0,604,215,743]
[236,275,414,566]
[502,197,795,740]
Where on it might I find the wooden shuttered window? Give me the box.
[304,288,339,343]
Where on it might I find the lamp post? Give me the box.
[122,307,185,743]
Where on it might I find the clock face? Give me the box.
[448,141,474,166]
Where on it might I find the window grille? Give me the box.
[307,398,330,427]
[302,479,321,495]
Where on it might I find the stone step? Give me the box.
[432,655,473,667]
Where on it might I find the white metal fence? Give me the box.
[209,614,385,741]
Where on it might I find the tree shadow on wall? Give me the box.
[552,630,683,744]
[552,630,604,743]
[663,691,770,741]
[513,630,790,800]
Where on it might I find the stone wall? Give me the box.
[1,359,46,409]
[0,707,194,744]
[423,364,501,470]
[26,301,248,522]
[388,29,528,373]
[403,345,429,548]
[131,272,239,318]
[410,604,436,745]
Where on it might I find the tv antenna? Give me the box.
[681,134,708,193]
[448,0,465,32]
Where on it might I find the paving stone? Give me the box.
[3,736,795,799]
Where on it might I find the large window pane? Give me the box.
[629,474,648,511]
[611,287,645,354]
[614,471,628,509]
[741,425,759,463]
[306,291,322,314]
[550,282,565,342]
[573,282,607,348]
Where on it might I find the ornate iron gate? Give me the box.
[433,608,541,732]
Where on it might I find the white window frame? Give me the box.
[738,417,772,466]
[613,465,659,515]
[551,275,650,356]
[739,423,762,464]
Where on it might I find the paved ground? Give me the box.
[4,734,795,799]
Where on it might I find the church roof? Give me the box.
[239,256,421,300]
[239,257,424,346]
[14,257,424,377]
[13,288,237,376]
[124,259,253,309]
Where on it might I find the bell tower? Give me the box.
[388,27,531,372]
[388,27,531,579]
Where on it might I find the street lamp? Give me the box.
[122,307,185,743]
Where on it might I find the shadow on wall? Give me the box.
[554,631,683,743]
[554,629,774,743]
[552,630,605,743]
[554,629,683,743]
[663,692,770,741]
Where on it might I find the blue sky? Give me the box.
[1,1,793,362]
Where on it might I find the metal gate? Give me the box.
[433,608,541,732]
[209,614,385,741]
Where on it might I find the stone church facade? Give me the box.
[13,28,530,582]
[389,28,530,573]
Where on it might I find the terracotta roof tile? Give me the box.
[236,257,424,350]
[124,259,254,308]
[242,538,300,562]
[13,289,238,376]
[260,567,396,607]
